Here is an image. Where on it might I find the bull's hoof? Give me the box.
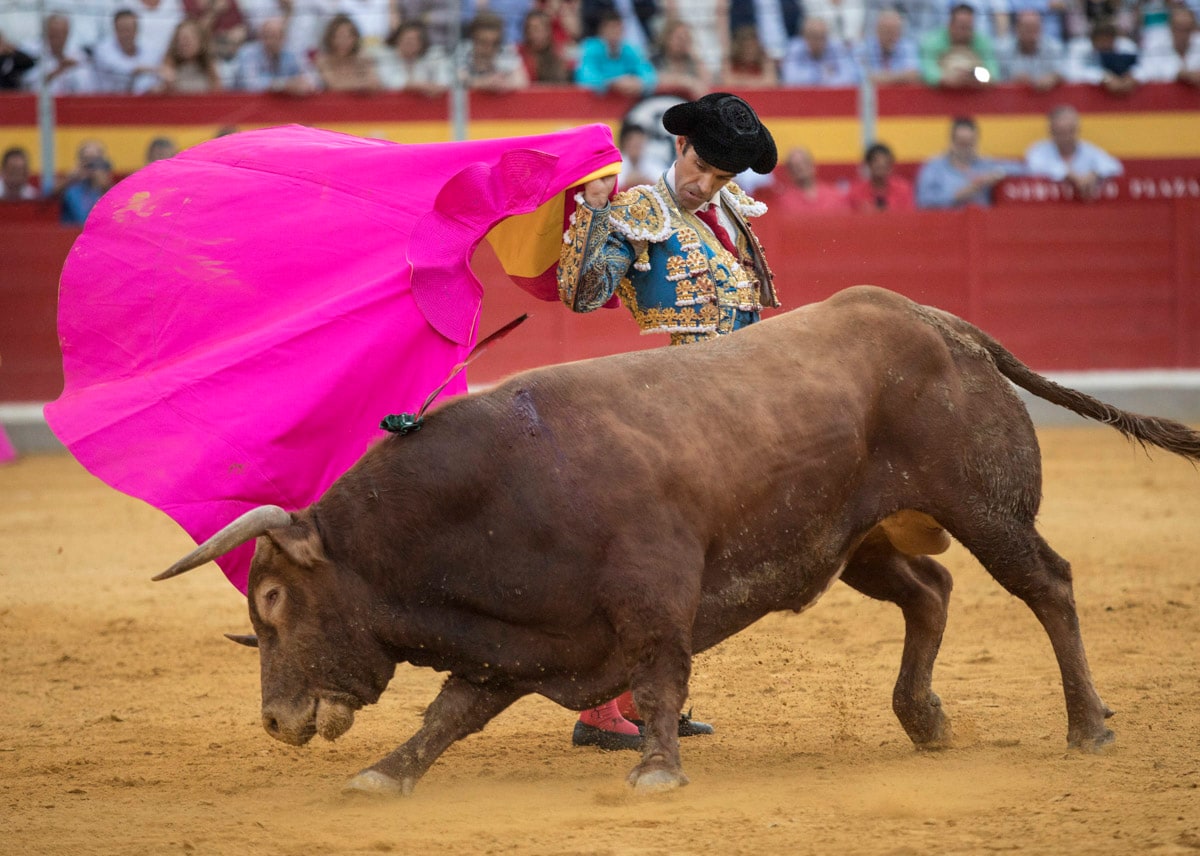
[913,726,954,752]
[628,763,686,792]
[897,692,951,747]
[342,769,413,797]
[1068,728,1115,753]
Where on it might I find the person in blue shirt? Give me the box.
[230,16,316,95]
[1025,104,1123,199]
[916,116,1023,208]
[574,9,657,96]
[858,9,921,85]
[60,140,114,226]
[780,17,860,86]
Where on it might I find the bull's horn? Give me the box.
[153,505,292,581]
[224,633,259,648]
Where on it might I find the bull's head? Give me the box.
[155,506,396,746]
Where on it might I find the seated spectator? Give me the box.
[232,15,317,94]
[1006,0,1065,43]
[780,17,860,86]
[948,0,1014,41]
[804,0,866,46]
[1025,104,1123,199]
[1135,5,1200,86]
[1081,0,1136,39]
[0,28,36,89]
[579,0,657,55]
[145,136,179,163]
[1063,17,1139,94]
[916,116,1023,208]
[59,140,114,226]
[129,0,186,67]
[574,9,656,96]
[184,0,249,62]
[846,142,915,212]
[616,121,656,187]
[392,1,456,53]
[535,0,584,58]
[727,0,800,63]
[889,0,950,42]
[857,9,921,85]
[27,14,96,95]
[375,20,451,95]
[246,0,336,60]
[2,146,38,201]
[92,8,164,94]
[764,146,850,212]
[466,0,535,48]
[652,16,712,98]
[721,22,778,87]
[462,11,530,92]
[663,0,726,76]
[316,13,382,92]
[998,9,1064,89]
[919,3,999,88]
[519,8,574,83]
[156,19,224,92]
[334,0,399,47]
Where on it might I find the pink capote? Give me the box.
[44,124,620,592]
[0,425,15,464]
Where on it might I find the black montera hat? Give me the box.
[662,93,778,175]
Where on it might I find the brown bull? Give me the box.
[157,286,1200,794]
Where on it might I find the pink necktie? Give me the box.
[694,204,739,256]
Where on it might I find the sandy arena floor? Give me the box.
[2,427,1198,855]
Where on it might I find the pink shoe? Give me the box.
[615,690,639,721]
[572,699,641,751]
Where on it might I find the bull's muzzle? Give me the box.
[261,697,356,745]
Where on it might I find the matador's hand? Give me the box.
[582,175,617,208]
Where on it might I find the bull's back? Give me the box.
[470,288,963,532]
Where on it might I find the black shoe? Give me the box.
[677,711,715,737]
[631,711,715,738]
[571,720,642,751]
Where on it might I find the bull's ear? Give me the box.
[224,633,259,648]
[266,520,327,570]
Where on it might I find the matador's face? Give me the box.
[673,137,737,212]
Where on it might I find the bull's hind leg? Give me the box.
[344,676,521,796]
[958,527,1114,749]
[842,531,954,747]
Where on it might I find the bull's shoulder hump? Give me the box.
[609,184,672,243]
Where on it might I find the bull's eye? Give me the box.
[257,584,286,623]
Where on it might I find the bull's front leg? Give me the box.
[626,633,693,793]
[345,675,521,796]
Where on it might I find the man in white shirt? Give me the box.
[1135,5,1200,86]
[1025,105,1123,199]
[91,8,162,93]
[124,0,184,66]
[28,13,97,95]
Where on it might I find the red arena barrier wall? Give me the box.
[4,198,1198,402]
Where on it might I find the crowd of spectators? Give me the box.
[753,103,1123,211]
[0,0,1179,218]
[0,0,1197,98]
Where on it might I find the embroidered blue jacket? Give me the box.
[557,176,778,345]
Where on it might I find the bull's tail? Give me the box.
[944,311,1200,463]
